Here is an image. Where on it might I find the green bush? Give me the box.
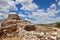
[36,24,45,26]
[56,22,60,28]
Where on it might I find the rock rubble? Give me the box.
[18,30,60,40]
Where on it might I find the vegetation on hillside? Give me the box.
[36,22,60,28]
[36,24,46,26]
[56,22,60,28]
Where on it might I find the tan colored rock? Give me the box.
[0,14,34,38]
[8,14,20,20]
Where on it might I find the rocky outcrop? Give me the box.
[8,14,20,20]
[0,14,60,40]
[0,14,36,38]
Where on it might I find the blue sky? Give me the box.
[34,0,56,9]
[0,0,60,24]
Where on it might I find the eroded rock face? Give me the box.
[8,14,20,20]
[0,14,36,38]
[0,14,21,38]
[0,24,18,38]
[24,25,36,31]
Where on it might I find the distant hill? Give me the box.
[36,22,60,28]
[0,19,4,22]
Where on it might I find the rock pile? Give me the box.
[18,30,60,40]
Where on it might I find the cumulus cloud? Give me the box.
[0,0,17,11]
[16,0,38,11]
[26,4,60,24]
[9,12,16,14]
[15,0,60,24]
[18,14,26,17]
[56,0,58,2]
[0,0,17,19]
[28,9,59,24]
[55,17,60,22]
[58,1,60,6]
[50,4,56,9]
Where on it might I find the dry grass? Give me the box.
[1,36,22,40]
[36,27,57,32]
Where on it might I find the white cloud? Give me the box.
[56,0,58,2]
[55,17,60,22]
[16,0,33,3]
[21,3,38,11]
[16,0,38,11]
[50,4,56,9]
[18,14,26,17]
[9,12,16,14]
[26,4,60,24]
[47,8,60,16]
[15,0,60,24]
[0,0,17,11]
[0,13,8,19]
[0,0,17,19]
[58,1,60,6]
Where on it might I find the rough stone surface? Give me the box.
[24,25,36,31]
[0,14,35,38]
[8,14,20,20]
